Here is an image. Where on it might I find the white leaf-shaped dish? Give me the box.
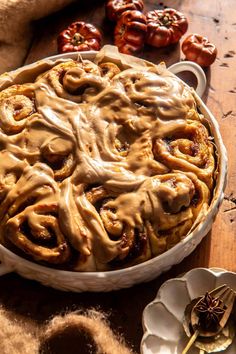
[141,268,236,354]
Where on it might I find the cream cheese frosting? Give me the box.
[0,48,215,271]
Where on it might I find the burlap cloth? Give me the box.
[0,0,80,73]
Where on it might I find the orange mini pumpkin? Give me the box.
[106,0,144,22]
[146,8,188,48]
[182,34,217,67]
[114,10,147,54]
[57,21,102,53]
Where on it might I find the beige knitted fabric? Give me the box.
[0,0,76,74]
[0,308,39,354]
[0,308,135,354]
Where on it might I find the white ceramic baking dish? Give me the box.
[0,51,227,292]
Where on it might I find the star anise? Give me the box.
[195,292,226,331]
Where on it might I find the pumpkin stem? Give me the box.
[72,33,84,45]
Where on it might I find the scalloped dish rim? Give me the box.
[141,267,236,354]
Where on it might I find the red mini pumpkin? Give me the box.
[182,34,217,67]
[106,0,144,22]
[114,10,147,55]
[57,21,102,53]
[146,8,188,48]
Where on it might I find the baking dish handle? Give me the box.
[168,61,207,98]
[0,262,13,276]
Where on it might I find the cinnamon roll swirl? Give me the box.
[37,60,107,103]
[0,163,71,264]
[5,203,71,264]
[99,62,121,79]
[0,49,217,271]
[99,172,210,266]
[0,151,28,204]
[0,84,35,134]
[41,137,75,181]
[85,185,151,267]
[153,119,215,188]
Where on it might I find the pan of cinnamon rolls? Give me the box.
[0,46,227,291]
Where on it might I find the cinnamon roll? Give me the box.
[0,163,72,264]
[0,151,28,204]
[37,60,107,103]
[0,84,35,134]
[153,119,215,188]
[0,50,217,271]
[5,203,71,264]
[41,137,75,181]
[85,185,151,267]
[99,62,121,79]
[100,172,210,265]
[114,69,197,120]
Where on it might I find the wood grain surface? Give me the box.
[1,1,235,353]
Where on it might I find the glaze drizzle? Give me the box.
[0,51,215,271]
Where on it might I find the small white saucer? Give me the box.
[141,268,236,354]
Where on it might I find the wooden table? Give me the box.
[0,1,235,352]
